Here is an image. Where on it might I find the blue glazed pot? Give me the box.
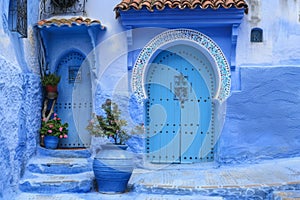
[93,144,134,193]
[44,135,59,149]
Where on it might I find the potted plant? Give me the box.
[42,73,61,99]
[40,113,68,149]
[86,99,133,193]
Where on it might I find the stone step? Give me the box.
[16,192,224,200]
[273,190,300,200]
[19,172,94,193]
[27,156,92,174]
[37,146,91,158]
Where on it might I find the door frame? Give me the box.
[132,29,231,103]
[131,29,231,163]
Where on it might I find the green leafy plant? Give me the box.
[42,73,61,86]
[86,99,130,145]
[41,113,68,138]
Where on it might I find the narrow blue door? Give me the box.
[145,45,215,163]
[55,51,92,148]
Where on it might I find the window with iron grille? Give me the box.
[39,0,86,19]
[8,0,27,38]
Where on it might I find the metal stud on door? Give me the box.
[55,51,92,148]
[145,45,215,163]
[145,62,181,163]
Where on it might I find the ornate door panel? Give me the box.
[55,51,92,148]
[145,45,215,163]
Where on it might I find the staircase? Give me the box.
[17,147,224,200]
[17,148,300,200]
[19,146,94,194]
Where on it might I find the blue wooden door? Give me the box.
[55,51,92,148]
[145,45,214,163]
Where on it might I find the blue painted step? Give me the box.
[19,171,94,193]
[37,146,91,158]
[27,156,92,174]
[19,146,94,194]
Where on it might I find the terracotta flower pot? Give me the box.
[45,85,57,93]
[45,85,58,99]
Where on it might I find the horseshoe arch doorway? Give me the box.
[145,44,217,163]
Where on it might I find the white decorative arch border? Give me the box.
[131,28,231,103]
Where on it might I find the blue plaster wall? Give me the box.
[27,0,300,167]
[1,2,299,198]
[43,32,94,73]
[219,0,300,164]
[218,66,300,164]
[0,0,41,198]
[0,57,41,198]
[86,0,300,165]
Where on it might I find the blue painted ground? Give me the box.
[16,147,300,200]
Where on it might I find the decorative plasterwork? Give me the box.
[131,29,231,103]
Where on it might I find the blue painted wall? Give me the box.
[0,0,41,198]
[219,66,300,164]
[218,0,300,164]
[0,1,300,198]
[85,0,300,164]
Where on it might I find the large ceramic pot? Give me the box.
[93,144,134,193]
[44,135,59,149]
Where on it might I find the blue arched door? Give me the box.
[55,51,92,148]
[145,45,215,163]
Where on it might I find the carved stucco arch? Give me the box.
[131,29,231,103]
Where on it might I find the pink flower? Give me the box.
[48,130,52,133]
[54,113,58,117]
[53,117,57,120]
[57,118,61,121]
[42,118,46,122]
[59,127,63,132]
[59,135,63,138]
[63,134,68,138]
[48,124,53,128]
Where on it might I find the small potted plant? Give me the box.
[86,99,133,193]
[41,73,61,99]
[40,113,68,149]
[87,99,130,145]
